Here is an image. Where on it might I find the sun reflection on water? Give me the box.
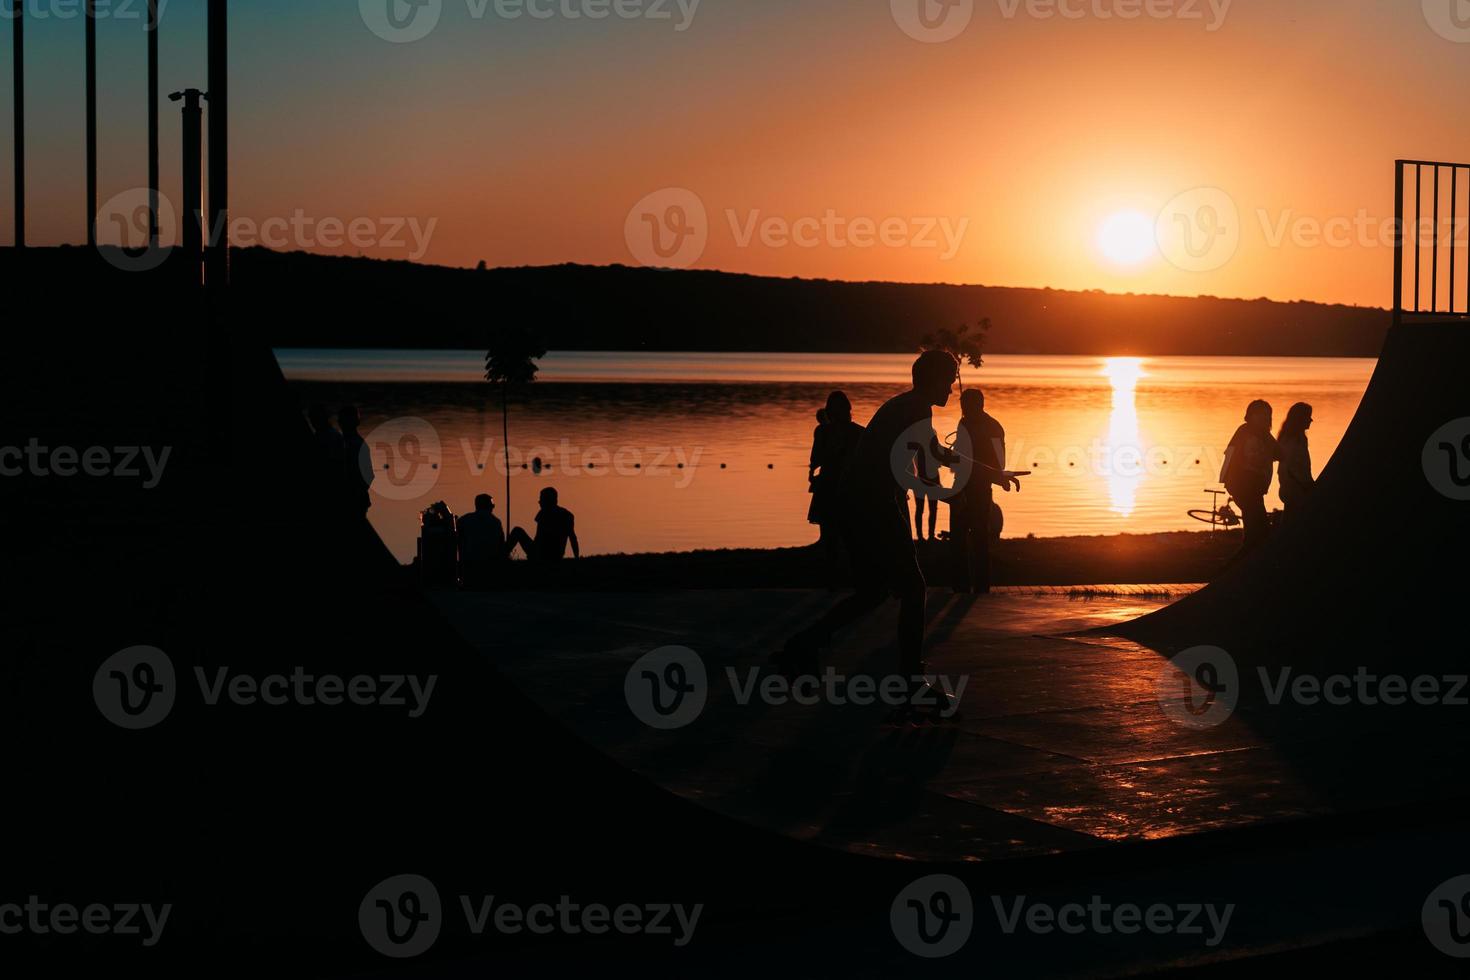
[1102,358,1147,517]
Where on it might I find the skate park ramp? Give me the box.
[1119,162,1470,661]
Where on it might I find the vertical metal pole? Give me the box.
[86,0,97,246]
[1432,166,1440,313]
[1452,168,1459,315]
[1414,165,1422,312]
[11,0,23,248]
[206,0,228,288]
[1394,162,1405,317]
[171,89,204,284]
[148,0,159,243]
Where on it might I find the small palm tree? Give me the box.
[921,317,990,390]
[484,327,547,528]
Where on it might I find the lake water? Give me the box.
[277,350,1377,562]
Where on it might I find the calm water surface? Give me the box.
[278,350,1376,561]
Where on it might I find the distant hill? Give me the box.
[7,246,1392,356]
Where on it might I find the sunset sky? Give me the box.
[3,0,1470,306]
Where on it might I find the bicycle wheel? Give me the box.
[1187,509,1223,526]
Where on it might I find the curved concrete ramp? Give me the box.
[1119,319,1470,657]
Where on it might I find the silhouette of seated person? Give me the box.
[507,487,580,562]
[457,493,507,589]
[1221,399,1281,556]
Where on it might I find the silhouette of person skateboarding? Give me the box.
[772,351,1024,715]
[1221,399,1280,557]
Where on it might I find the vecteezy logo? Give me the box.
[624,188,708,269]
[1155,187,1240,273]
[360,0,442,43]
[362,417,442,502]
[891,874,973,958]
[96,188,178,273]
[624,646,707,729]
[1155,645,1239,730]
[1423,418,1470,501]
[360,874,443,958]
[1424,0,1470,43]
[93,646,176,729]
[890,419,971,503]
[891,0,974,43]
[1423,875,1470,957]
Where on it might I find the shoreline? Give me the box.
[423,529,1242,590]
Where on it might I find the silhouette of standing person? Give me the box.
[1221,399,1280,556]
[773,351,1022,692]
[307,403,350,507]
[508,487,580,561]
[807,391,865,572]
[339,405,373,514]
[308,403,345,465]
[1276,402,1315,525]
[950,388,1009,594]
[458,493,507,589]
[912,450,940,541]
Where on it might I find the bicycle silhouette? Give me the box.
[1188,487,1241,530]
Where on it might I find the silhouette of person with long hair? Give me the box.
[808,391,865,571]
[1221,399,1280,556]
[508,487,580,561]
[339,405,373,514]
[950,388,1009,594]
[773,351,1023,693]
[458,493,507,589]
[1276,402,1315,524]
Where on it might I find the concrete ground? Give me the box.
[435,587,1470,863]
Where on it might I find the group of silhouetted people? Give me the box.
[307,403,373,513]
[457,487,580,589]
[782,351,1027,691]
[1220,399,1316,557]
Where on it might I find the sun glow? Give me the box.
[1097,211,1157,267]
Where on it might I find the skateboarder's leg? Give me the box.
[894,543,927,677]
[972,492,992,593]
[950,501,972,593]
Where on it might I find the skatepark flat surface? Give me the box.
[435,587,1470,863]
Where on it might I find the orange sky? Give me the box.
[4,1,1470,306]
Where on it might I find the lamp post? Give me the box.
[148,0,160,244]
[170,89,205,285]
[11,0,23,248]
[86,0,97,245]
[206,0,228,288]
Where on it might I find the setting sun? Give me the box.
[1097,211,1157,267]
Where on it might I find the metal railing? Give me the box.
[1394,159,1470,319]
